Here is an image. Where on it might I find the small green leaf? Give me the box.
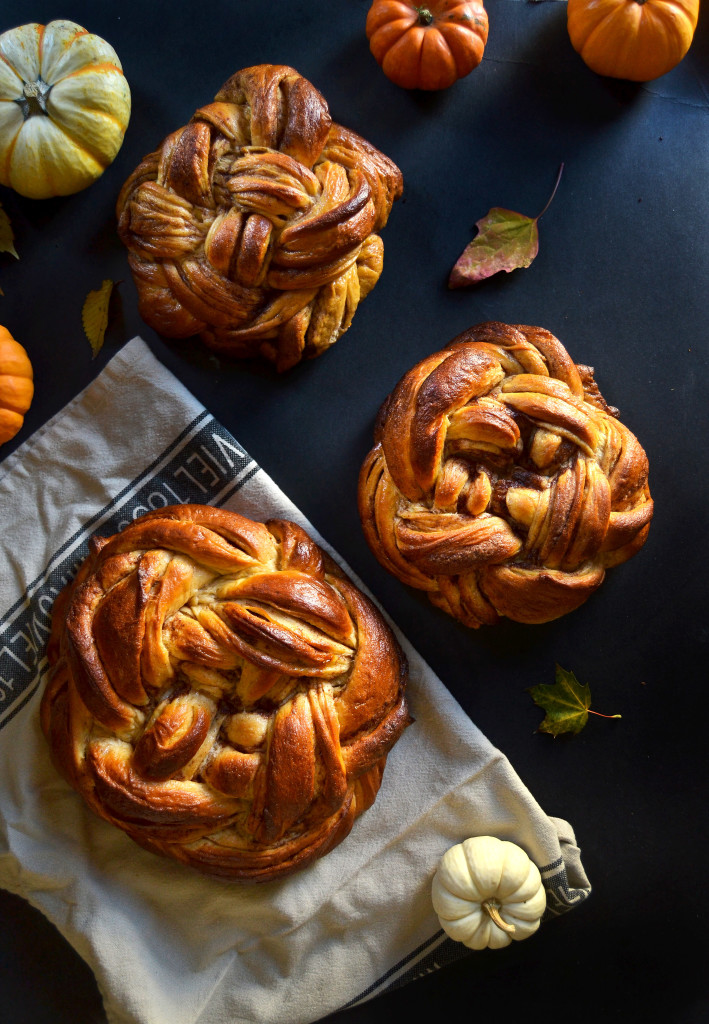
[528,663,621,737]
[449,163,564,288]
[82,279,115,357]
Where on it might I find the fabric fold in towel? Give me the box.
[0,337,590,1024]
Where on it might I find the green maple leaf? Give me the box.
[528,664,621,737]
[449,164,563,288]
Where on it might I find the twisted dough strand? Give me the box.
[358,323,653,627]
[42,505,411,881]
[117,65,402,371]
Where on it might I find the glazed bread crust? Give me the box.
[116,64,403,371]
[358,322,653,627]
[41,505,411,881]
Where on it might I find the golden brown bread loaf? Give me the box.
[41,505,411,881]
[358,322,653,627]
[116,64,403,371]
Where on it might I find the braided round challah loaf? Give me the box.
[358,322,653,627]
[41,505,411,881]
[116,64,403,371]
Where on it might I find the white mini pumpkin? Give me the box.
[0,19,131,199]
[431,836,546,949]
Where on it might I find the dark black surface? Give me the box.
[1,2,707,1022]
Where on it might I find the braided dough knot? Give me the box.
[358,322,653,627]
[117,64,403,371]
[41,505,410,881]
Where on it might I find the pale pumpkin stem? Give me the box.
[481,899,516,935]
[20,80,50,118]
[416,6,434,24]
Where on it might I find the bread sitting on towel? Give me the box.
[42,505,411,881]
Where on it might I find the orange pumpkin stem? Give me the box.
[416,6,434,24]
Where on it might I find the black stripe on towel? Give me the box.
[0,415,256,730]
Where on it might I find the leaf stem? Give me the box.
[536,162,564,222]
[587,709,622,719]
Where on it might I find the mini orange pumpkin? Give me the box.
[567,0,700,82]
[0,326,34,445]
[366,0,488,90]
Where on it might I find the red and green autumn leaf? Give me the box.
[449,164,564,288]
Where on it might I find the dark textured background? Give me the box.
[1,2,707,1021]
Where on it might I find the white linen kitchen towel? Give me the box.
[0,337,590,1024]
